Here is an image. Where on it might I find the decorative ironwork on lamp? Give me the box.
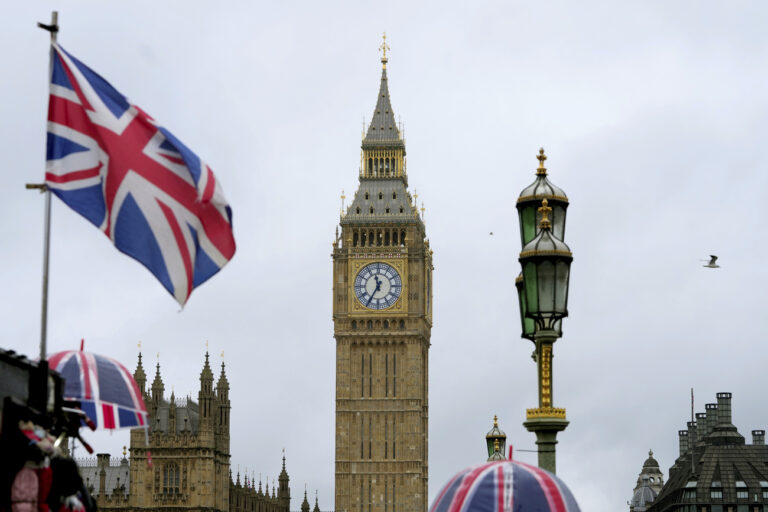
[516,148,569,247]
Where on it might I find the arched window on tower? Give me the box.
[384,231,390,245]
[353,231,359,246]
[385,158,390,175]
[368,158,373,176]
[361,231,367,246]
[400,230,406,246]
[392,231,398,245]
[369,231,374,246]
[163,464,180,495]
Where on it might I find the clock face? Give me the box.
[354,262,402,310]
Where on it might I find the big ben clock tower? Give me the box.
[332,36,432,512]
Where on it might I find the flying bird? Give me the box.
[489,232,494,236]
[702,255,720,268]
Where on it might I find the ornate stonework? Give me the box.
[78,352,290,512]
[333,43,432,512]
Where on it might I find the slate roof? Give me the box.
[78,457,130,497]
[648,393,768,512]
[342,179,421,226]
[151,397,200,434]
[362,66,404,150]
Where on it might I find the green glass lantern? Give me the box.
[516,273,562,341]
[516,148,569,247]
[519,199,572,332]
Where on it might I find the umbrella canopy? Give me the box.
[48,350,147,430]
[430,460,581,512]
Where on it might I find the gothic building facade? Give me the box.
[76,352,291,512]
[332,41,433,512]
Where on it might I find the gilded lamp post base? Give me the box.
[523,408,569,474]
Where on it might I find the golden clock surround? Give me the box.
[348,258,408,314]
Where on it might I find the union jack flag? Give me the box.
[45,43,236,305]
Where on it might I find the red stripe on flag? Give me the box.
[138,412,145,426]
[157,199,194,301]
[45,166,101,184]
[102,403,115,429]
[202,165,215,202]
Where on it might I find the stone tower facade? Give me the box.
[128,352,234,512]
[332,42,433,512]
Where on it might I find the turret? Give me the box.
[150,361,164,418]
[301,489,310,512]
[216,361,230,431]
[134,351,147,395]
[313,492,320,512]
[168,389,177,433]
[198,351,215,423]
[278,453,290,512]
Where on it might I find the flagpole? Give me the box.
[28,11,58,362]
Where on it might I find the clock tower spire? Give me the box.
[332,37,433,512]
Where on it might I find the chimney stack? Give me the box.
[716,392,732,426]
[752,430,765,445]
[696,413,707,439]
[678,430,689,455]
[705,403,718,439]
[687,421,698,447]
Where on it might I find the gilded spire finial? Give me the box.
[493,438,500,451]
[379,32,390,69]
[538,199,552,230]
[123,445,127,457]
[493,414,498,428]
[536,148,547,175]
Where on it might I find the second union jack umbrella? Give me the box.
[430,460,581,512]
[48,349,148,430]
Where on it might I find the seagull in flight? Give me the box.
[702,255,720,268]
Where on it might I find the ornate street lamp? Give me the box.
[485,415,507,460]
[515,148,573,475]
[519,199,572,332]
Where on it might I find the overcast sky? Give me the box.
[3,2,768,511]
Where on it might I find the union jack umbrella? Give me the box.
[45,42,236,305]
[430,460,581,512]
[48,349,148,430]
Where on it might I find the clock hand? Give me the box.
[366,277,382,307]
